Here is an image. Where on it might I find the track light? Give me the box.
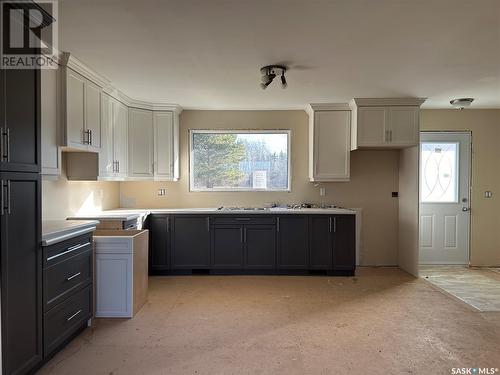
[260,65,288,90]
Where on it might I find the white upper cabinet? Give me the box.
[308,104,351,182]
[114,101,129,179]
[41,68,61,176]
[100,94,128,180]
[128,108,154,178]
[350,98,426,150]
[153,111,179,181]
[61,67,102,151]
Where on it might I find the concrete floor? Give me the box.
[38,268,500,375]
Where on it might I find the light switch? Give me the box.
[484,191,493,198]
[158,188,167,196]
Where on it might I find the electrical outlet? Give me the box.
[157,188,167,196]
[392,192,399,198]
[485,191,493,198]
[319,187,326,196]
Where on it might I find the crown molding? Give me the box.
[307,103,351,114]
[349,97,427,108]
[60,52,182,113]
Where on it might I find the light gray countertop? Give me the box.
[76,207,357,216]
[42,220,100,246]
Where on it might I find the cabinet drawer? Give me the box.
[211,216,275,226]
[44,249,92,311]
[43,234,92,268]
[44,286,92,356]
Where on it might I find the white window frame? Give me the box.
[189,129,292,192]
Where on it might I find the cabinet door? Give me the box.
[153,111,173,180]
[41,68,60,176]
[388,106,419,146]
[172,216,210,268]
[65,70,86,148]
[332,215,356,272]
[1,69,40,173]
[357,107,387,146]
[312,110,350,181]
[1,173,42,375]
[245,225,276,269]
[84,81,101,151]
[277,216,309,269]
[309,216,332,270]
[149,215,170,272]
[128,108,154,178]
[211,225,244,268]
[113,101,128,178]
[99,93,114,177]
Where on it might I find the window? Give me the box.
[190,130,291,191]
[420,142,459,203]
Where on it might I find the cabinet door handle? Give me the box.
[166,216,170,233]
[5,128,9,162]
[89,129,93,145]
[390,130,393,142]
[235,218,250,221]
[66,309,82,322]
[277,217,280,232]
[240,228,244,243]
[47,242,91,261]
[6,180,10,215]
[333,217,337,233]
[206,217,210,232]
[66,272,81,281]
[329,217,332,233]
[1,128,9,161]
[0,180,4,215]
[117,160,120,173]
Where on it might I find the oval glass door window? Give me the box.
[420,142,459,203]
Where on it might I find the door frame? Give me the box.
[419,130,473,265]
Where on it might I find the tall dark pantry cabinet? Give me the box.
[0,58,43,374]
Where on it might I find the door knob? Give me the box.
[462,207,470,212]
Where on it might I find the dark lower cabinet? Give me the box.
[309,216,332,270]
[333,215,356,272]
[0,173,42,375]
[150,213,355,275]
[245,225,276,269]
[149,215,170,272]
[277,216,309,269]
[211,225,244,268]
[172,215,211,268]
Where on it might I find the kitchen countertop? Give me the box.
[67,212,143,221]
[77,207,357,216]
[42,219,100,246]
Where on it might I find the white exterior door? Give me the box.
[419,132,471,264]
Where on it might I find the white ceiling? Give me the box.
[58,0,500,109]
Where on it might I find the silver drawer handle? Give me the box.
[47,242,91,261]
[66,309,82,322]
[66,272,81,281]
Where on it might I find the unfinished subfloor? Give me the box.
[38,267,500,375]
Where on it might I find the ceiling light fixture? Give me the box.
[260,65,288,90]
[450,98,474,110]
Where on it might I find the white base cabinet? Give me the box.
[349,98,426,150]
[94,230,148,318]
[308,104,351,182]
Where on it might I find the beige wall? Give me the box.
[42,155,120,220]
[120,110,400,266]
[420,109,500,266]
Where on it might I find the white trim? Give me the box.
[307,103,350,112]
[350,97,427,107]
[189,129,292,192]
